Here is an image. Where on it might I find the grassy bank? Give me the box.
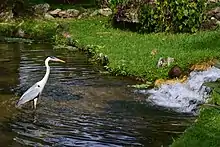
[1,16,220,146]
[1,17,220,81]
[67,18,220,81]
[171,107,220,147]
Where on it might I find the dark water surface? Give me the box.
[0,43,194,147]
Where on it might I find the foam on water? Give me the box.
[137,67,220,114]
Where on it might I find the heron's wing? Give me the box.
[16,83,41,107]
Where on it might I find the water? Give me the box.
[0,42,193,147]
[138,67,220,114]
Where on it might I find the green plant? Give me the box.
[109,0,129,8]
[139,0,207,33]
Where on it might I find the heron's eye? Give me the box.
[37,85,40,87]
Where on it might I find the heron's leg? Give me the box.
[33,98,38,109]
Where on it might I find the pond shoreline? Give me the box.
[1,18,220,147]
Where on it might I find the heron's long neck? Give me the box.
[42,58,50,84]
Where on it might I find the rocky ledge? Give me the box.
[0,3,113,22]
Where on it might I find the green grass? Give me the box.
[66,17,220,81]
[171,107,220,147]
[1,17,220,82]
[1,15,220,147]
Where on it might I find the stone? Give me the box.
[98,8,112,16]
[55,9,80,18]
[216,20,220,25]
[66,9,80,17]
[207,7,220,20]
[53,45,78,51]
[89,10,99,17]
[16,28,25,37]
[0,10,13,22]
[157,57,174,68]
[58,10,68,18]
[215,12,220,20]
[168,65,183,79]
[33,3,50,15]
[77,12,89,19]
[49,9,62,16]
[208,0,220,3]
[44,13,54,19]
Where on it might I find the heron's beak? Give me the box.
[56,58,66,63]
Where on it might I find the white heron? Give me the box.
[16,56,65,109]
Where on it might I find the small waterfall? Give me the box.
[137,67,220,114]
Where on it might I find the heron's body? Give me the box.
[16,56,65,109]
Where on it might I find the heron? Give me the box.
[16,56,65,109]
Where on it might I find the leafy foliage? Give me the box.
[139,0,207,33]
[108,0,129,9]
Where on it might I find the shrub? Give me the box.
[109,0,129,9]
[138,0,207,33]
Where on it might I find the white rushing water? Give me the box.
[137,67,220,114]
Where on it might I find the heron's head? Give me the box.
[49,56,65,63]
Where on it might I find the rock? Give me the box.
[58,10,68,18]
[215,12,220,20]
[89,10,99,17]
[56,9,80,18]
[89,8,112,17]
[216,20,220,25]
[33,3,50,15]
[208,0,220,3]
[44,13,54,19]
[207,7,220,20]
[53,45,78,51]
[157,57,174,68]
[49,8,62,16]
[98,8,112,16]
[77,12,89,19]
[16,28,25,37]
[207,7,220,16]
[0,10,13,22]
[168,65,183,79]
[66,9,80,17]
